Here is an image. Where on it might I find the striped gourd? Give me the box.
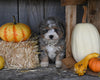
[0,16,31,42]
[71,23,100,62]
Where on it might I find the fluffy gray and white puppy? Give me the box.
[39,17,65,68]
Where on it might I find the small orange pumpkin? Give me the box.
[0,16,31,42]
[89,57,100,72]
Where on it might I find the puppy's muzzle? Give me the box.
[49,35,54,39]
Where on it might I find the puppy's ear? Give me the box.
[58,22,65,38]
[39,21,46,33]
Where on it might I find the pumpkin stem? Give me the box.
[13,16,16,24]
[82,6,87,23]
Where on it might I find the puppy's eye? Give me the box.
[54,29,58,32]
[42,29,48,33]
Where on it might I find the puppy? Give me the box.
[39,17,65,68]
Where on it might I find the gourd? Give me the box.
[71,23,100,62]
[74,53,99,76]
[0,56,5,69]
[89,57,100,72]
[0,16,31,42]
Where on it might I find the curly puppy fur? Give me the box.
[39,17,65,68]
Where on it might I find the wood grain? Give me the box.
[61,0,87,6]
[19,0,44,33]
[62,5,77,68]
[0,0,18,26]
[65,5,76,57]
[45,0,65,23]
[88,0,100,32]
[19,0,65,33]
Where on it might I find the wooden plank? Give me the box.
[61,0,87,6]
[65,5,76,57]
[45,0,65,23]
[88,0,100,32]
[62,5,77,68]
[19,0,44,33]
[0,0,18,25]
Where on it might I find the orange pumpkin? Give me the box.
[89,57,100,72]
[0,16,31,42]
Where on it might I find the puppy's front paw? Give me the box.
[56,61,62,68]
[40,62,49,67]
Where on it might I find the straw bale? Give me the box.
[0,37,39,69]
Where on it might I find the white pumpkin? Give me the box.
[71,23,100,62]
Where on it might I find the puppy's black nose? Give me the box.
[49,35,54,39]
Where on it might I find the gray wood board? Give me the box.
[0,0,18,26]
[45,0,65,23]
[19,0,44,34]
[0,0,65,34]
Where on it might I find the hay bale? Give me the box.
[0,37,39,69]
